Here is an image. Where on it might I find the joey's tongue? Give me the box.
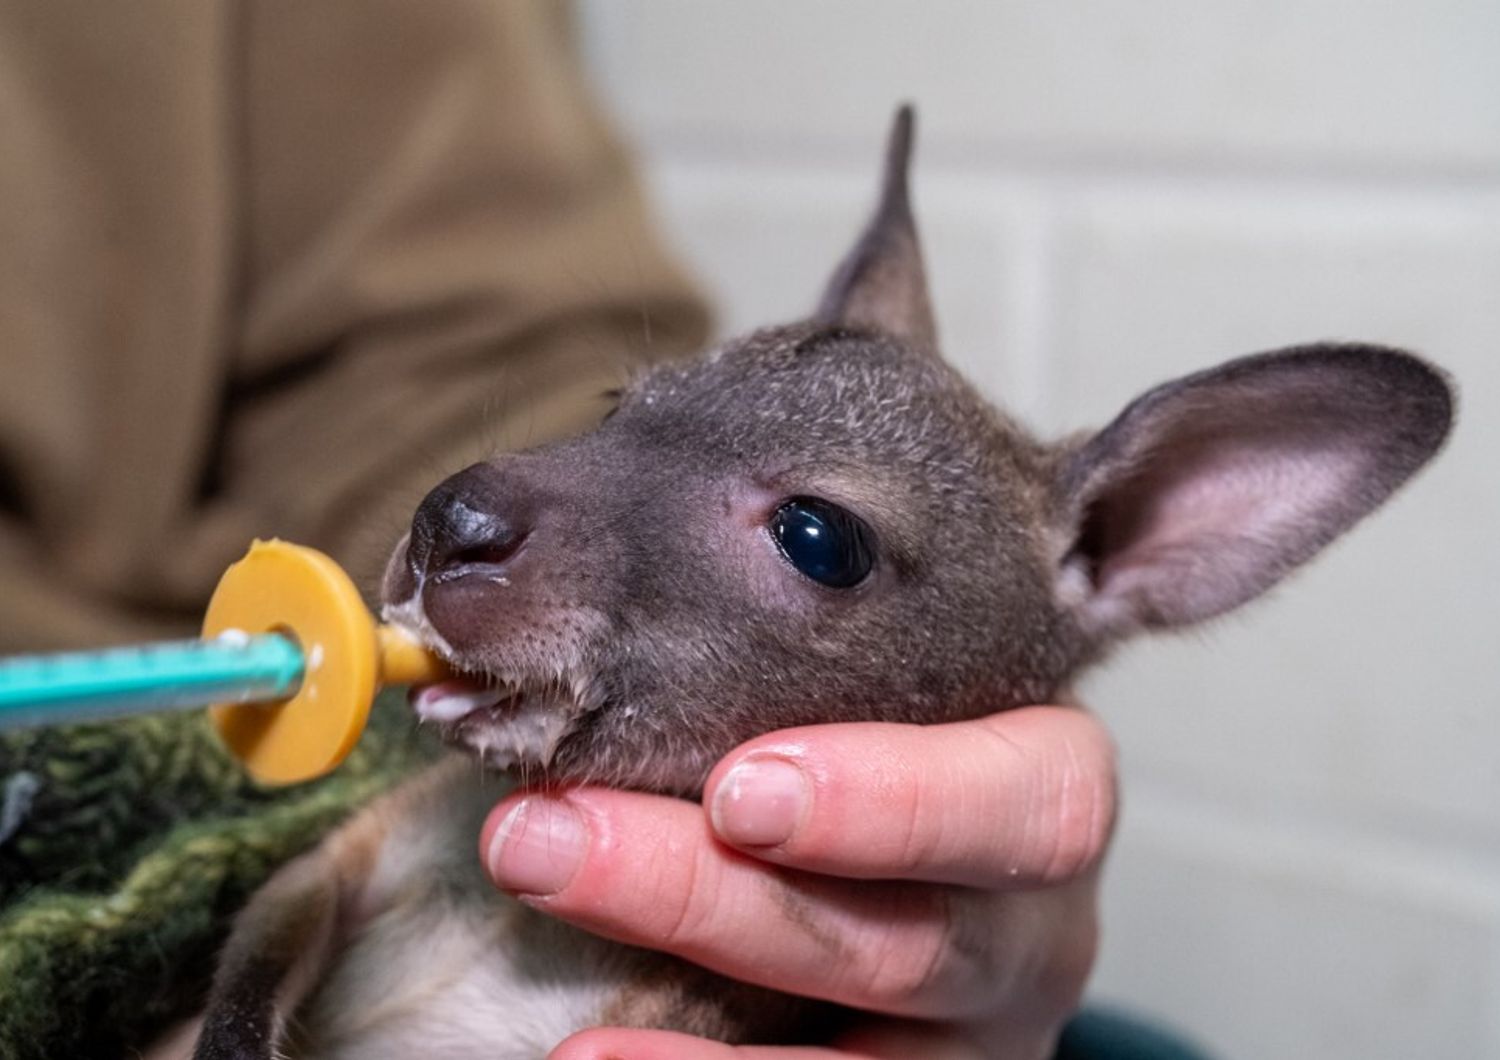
[410,678,508,723]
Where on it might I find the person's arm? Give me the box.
[481,704,1117,1059]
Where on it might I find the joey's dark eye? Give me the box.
[769,497,876,589]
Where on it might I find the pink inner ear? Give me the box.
[1085,426,1369,628]
[1063,344,1451,635]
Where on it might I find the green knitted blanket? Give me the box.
[0,693,440,1058]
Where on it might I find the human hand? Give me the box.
[479,705,1117,1060]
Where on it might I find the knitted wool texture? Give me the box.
[0,692,440,1058]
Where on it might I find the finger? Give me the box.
[481,787,1098,1020]
[550,1023,1042,1060]
[548,1028,864,1059]
[703,707,1117,888]
[550,1023,995,1060]
[835,1015,1052,1060]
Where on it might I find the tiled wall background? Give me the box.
[577,3,1500,1057]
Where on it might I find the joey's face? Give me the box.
[379,106,1454,796]
[379,324,1077,794]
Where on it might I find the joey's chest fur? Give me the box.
[181,107,1452,1059]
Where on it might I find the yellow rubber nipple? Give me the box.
[202,539,449,785]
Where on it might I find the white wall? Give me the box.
[576,4,1500,1058]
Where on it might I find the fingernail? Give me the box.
[486,797,588,896]
[711,756,807,847]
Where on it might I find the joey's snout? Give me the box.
[407,462,532,584]
[379,458,621,772]
[381,461,551,655]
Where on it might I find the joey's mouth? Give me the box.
[409,677,523,726]
[408,672,588,770]
[382,596,601,771]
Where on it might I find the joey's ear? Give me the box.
[1053,344,1454,639]
[814,104,938,353]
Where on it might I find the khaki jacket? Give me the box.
[0,1,708,650]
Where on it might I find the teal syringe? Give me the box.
[0,632,304,730]
[0,540,448,784]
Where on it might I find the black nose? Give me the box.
[407,464,530,580]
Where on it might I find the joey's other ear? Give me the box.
[814,104,938,353]
[1053,344,1454,640]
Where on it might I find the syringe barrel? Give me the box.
[0,633,303,730]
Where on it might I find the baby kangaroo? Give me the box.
[183,108,1452,1058]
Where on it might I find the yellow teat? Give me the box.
[202,539,449,785]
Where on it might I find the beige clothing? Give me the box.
[0,1,709,650]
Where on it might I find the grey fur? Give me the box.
[385,108,1454,797]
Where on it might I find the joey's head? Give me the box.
[381,107,1453,796]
